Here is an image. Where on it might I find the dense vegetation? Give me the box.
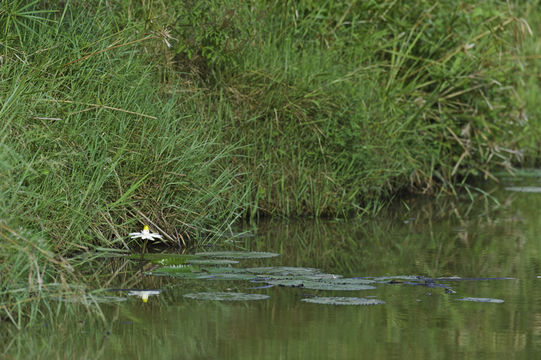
[1,0,539,326]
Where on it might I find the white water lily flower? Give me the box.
[129,225,163,241]
[128,290,161,303]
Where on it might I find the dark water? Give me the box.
[4,177,541,359]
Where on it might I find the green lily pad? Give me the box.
[457,297,504,303]
[324,278,376,285]
[155,264,200,273]
[199,273,259,281]
[150,265,203,279]
[200,266,247,274]
[255,273,343,282]
[187,259,239,265]
[183,292,270,301]
[303,281,376,291]
[246,267,321,277]
[195,251,280,259]
[373,275,423,283]
[301,296,385,305]
[151,265,257,280]
[267,279,376,291]
[266,279,304,287]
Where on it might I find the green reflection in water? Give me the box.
[4,182,541,359]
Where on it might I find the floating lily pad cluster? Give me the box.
[144,251,509,304]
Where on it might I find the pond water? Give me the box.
[4,174,541,359]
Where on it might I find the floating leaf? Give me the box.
[267,279,376,291]
[324,278,376,285]
[246,267,321,277]
[373,275,423,282]
[195,251,280,259]
[200,266,247,274]
[457,297,504,303]
[301,296,385,305]
[187,259,239,265]
[152,257,189,266]
[183,292,270,301]
[304,282,376,291]
[199,273,258,281]
[266,279,304,287]
[150,265,205,279]
[151,265,256,280]
[154,264,200,274]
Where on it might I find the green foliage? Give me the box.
[0,0,55,49]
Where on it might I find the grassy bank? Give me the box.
[1,0,538,325]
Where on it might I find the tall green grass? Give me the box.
[513,0,541,162]
[1,1,247,325]
[208,1,530,215]
[0,0,538,326]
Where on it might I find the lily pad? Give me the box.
[195,251,280,259]
[301,296,385,305]
[199,273,259,281]
[373,275,423,283]
[265,279,304,287]
[187,259,239,265]
[246,267,321,277]
[304,282,376,291]
[151,265,257,280]
[324,278,376,285]
[267,279,376,291]
[150,265,205,279]
[457,297,504,303]
[183,292,270,301]
[200,266,248,274]
[149,271,206,279]
[154,264,200,274]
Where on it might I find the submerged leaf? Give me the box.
[301,296,385,305]
[183,292,270,301]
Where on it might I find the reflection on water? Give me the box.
[4,181,541,359]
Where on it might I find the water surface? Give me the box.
[4,178,541,359]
